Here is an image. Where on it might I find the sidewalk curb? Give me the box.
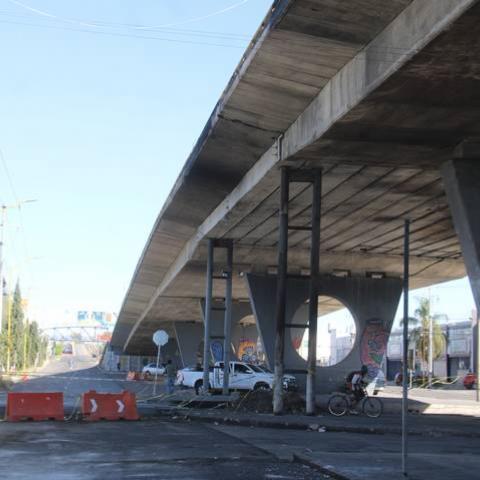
[150,408,480,438]
[293,453,351,480]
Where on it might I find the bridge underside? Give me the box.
[112,0,480,357]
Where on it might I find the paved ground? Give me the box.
[213,423,480,480]
[0,420,323,480]
[0,345,162,409]
[383,385,480,406]
[1,415,478,480]
[158,406,480,437]
[1,350,480,479]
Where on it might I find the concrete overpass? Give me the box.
[111,0,480,403]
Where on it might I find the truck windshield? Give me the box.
[247,364,264,373]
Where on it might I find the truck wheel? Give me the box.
[254,382,271,391]
[195,380,209,395]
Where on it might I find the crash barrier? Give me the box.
[81,390,139,421]
[6,392,64,422]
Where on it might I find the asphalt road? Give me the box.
[7,344,158,407]
[214,423,480,480]
[0,420,326,480]
[0,348,326,479]
[1,349,479,479]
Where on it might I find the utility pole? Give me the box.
[6,293,12,372]
[0,206,6,334]
[428,311,433,388]
[402,219,410,477]
[23,317,28,371]
[0,200,36,336]
[476,313,480,403]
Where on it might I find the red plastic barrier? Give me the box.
[81,390,139,421]
[6,392,64,422]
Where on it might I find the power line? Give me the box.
[0,10,250,41]
[0,17,247,48]
[0,147,34,293]
[6,0,251,30]
[0,10,251,39]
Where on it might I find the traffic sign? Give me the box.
[153,330,168,347]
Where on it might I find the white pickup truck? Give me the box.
[176,361,298,394]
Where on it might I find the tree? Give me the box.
[413,298,446,375]
[10,283,25,370]
[0,281,49,372]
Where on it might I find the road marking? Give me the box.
[116,400,125,413]
[90,399,98,413]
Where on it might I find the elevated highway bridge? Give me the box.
[111,0,480,409]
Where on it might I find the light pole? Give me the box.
[476,313,480,403]
[0,206,6,334]
[428,313,433,388]
[0,200,36,369]
[6,293,13,372]
[23,317,29,371]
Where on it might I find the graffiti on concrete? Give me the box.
[238,340,258,363]
[210,341,224,362]
[291,332,303,351]
[361,319,388,375]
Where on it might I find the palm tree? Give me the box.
[414,298,447,381]
[400,297,447,381]
[399,316,420,373]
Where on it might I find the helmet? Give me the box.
[360,365,368,375]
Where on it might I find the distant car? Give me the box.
[463,372,477,390]
[62,344,73,355]
[142,363,165,377]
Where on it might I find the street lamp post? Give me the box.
[6,293,12,372]
[0,206,6,334]
[0,200,36,368]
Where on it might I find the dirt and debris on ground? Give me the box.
[233,390,306,414]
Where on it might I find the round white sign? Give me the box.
[153,330,169,347]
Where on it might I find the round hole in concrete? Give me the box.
[291,295,357,366]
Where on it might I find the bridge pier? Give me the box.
[174,322,204,368]
[247,273,402,396]
[173,302,261,371]
[442,142,480,316]
[442,143,480,378]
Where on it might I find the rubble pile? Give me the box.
[233,390,305,414]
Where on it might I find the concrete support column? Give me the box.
[273,167,289,415]
[442,143,480,317]
[442,143,480,383]
[174,322,203,368]
[306,170,322,415]
[202,239,215,392]
[247,273,402,394]
[222,240,234,395]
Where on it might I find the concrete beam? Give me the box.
[122,0,475,351]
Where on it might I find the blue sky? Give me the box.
[0,0,271,326]
[0,0,475,329]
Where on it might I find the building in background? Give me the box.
[385,320,474,380]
